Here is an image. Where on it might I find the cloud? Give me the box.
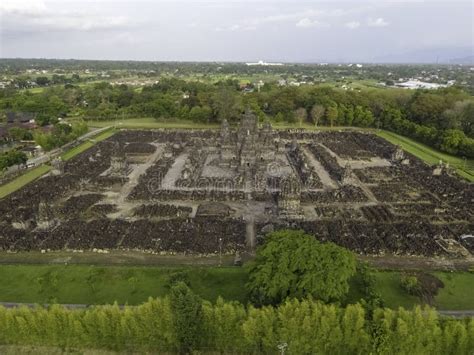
[345,21,360,29]
[368,17,389,27]
[244,8,344,27]
[215,24,256,32]
[0,0,46,16]
[1,0,132,33]
[296,18,323,28]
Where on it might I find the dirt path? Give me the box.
[0,251,472,271]
[360,255,474,271]
[161,152,188,188]
[117,143,164,204]
[301,146,337,189]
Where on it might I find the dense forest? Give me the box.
[1,78,473,157]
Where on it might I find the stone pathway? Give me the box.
[301,146,337,189]
[161,152,188,189]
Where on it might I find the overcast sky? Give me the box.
[0,0,472,62]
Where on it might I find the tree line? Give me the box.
[1,78,473,157]
[0,149,27,171]
[0,290,472,354]
[32,120,88,151]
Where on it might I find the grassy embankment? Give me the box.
[86,117,220,130]
[60,128,116,161]
[0,264,472,310]
[0,165,51,199]
[376,130,474,182]
[86,117,363,131]
[0,128,116,199]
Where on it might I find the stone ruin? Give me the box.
[278,174,302,218]
[109,155,129,178]
[0,109,472,257]
[212,109,277,172]
[36,201,58,230]
[391,145,405,162]
[50,157,65,176]
[341,164,355,186]
[432,160,453,176]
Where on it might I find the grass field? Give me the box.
[86,118,220,130]
[0,265,248,305]
[376,130,474,181]
[373,272,420,309]
[85,117,368,131]
[0,264,472,310]
[433,272,474,310]
[61,129,116,161]
[0,165,51,199]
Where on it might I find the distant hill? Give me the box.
[373,47,473,64]
[449,55,474,65]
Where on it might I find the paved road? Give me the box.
[26,126,111,167]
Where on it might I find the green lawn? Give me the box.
[87,118,220,130]
[61,129,116,161]
[370,271,474,310]
[376,130,474,181]
[0,265,472,310]
[0,165,51,199]
[433,272,474,310]
[372,272,420,309]
[85,117,368,131]
[0,265,248,305]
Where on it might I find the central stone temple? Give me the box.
[214,108,279,171]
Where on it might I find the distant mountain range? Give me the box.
[448,55,474,64]
[373,47,473,64]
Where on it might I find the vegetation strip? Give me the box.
[377,130,474,181]
[0,164,51,199]
[0,129,116,198]
[60,128,116,161]
[0,288,472,353]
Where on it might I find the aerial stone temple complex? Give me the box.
[0,108,472,258]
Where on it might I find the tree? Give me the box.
[310,104,325,126]
[294,107,307,126]
[0,150,28,171]
[189,105,212,123]
[440,129,466,155]
[247,230,357,305]
[274,112,284,122]
[326,105,338,127]
[8,127,33,141]
[211,85,240,122]
[169,282,204,353]
[35,76,50,86]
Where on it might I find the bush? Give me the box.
[400,274,421,296]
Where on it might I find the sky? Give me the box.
[0,0,473,63]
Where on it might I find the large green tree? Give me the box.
[247,229,357,305]
[169,282,204,353]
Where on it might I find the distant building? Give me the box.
[6,112,36,126]
[395,79,447,90]
[246,60,283,66]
